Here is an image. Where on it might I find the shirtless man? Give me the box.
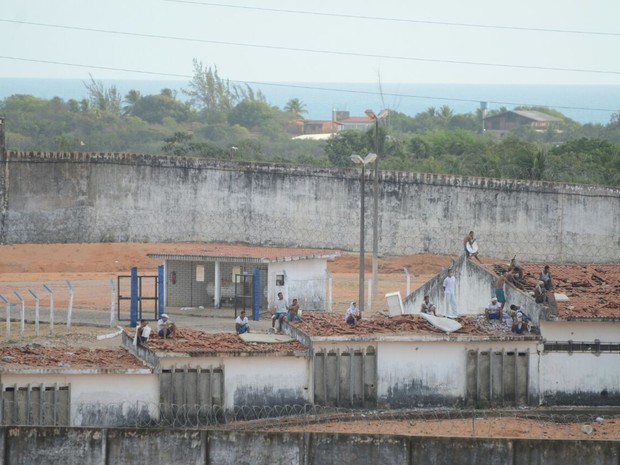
[495,272,507,310]
[463,231,482,263]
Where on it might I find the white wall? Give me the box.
[539,352,620,403]
[223,356,310,409]
[377,342,467,401]
[156,354,309,409]
[540,320,620,342]
[269,259,328,310]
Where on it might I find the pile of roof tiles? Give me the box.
[138,328,306,354]
[0,346,145,369]
[288,312,508,337]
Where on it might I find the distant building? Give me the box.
[293,110,381,138]
[484,110,562,135]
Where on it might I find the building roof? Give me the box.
[0,346,149,372]
[487,262,620,320]
[147,243,340,264]
[135,328,307,355]
[288,313,538,341]
[337,116,373,123]
[484,110,562,122]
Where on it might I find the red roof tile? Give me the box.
[288,313,533,339]
[135,328,307,354]
[0,346,147,370]
[487,262,620,320]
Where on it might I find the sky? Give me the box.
[1,0,619,87]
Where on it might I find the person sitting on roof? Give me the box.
[235,310,250,334]
[157,313,176,338]
[534,280,547,304]
[506,257,524,288]
[135,319,152,345]
[272,292,288,333]
[420,295,436,316]
[485,297,503,320]
[509,304,531,334]
[345,302,361,326]
[287,298,301,321]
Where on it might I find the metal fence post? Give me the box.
[43,284,54,336]
[403,267,411,297]
[110,279,116,327]
[28,290,40,337]
[130,267,138,328]
[66,280,74,329]
[326,269,332,312]
[14,291,25,338]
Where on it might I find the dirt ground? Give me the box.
[1,243,618,440]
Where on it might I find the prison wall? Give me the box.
[1,151,619,263]
[1,427,619,465]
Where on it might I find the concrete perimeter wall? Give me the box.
[0,427,618,465]
[1,151,619,263]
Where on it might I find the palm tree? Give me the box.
[284,98,307,119]
[123,89,141,116]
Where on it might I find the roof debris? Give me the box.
[288,312,527,338]
[134,328,306,354]
[0,346,146,370]
[487,262,620,319]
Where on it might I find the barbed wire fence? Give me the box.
[0,399,616,439]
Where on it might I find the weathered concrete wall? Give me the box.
[1,427,619,465]
[539,352,620,406]
[403,256,547,325]
[2,151,619,263]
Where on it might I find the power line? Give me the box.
[165,0,620,37]
[1,19,619,76]
[0,55,617,114]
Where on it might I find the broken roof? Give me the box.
[487,262,620,320]
[147,242,340,263]
[0,346,149,372]
[288,313,537,341]
[133,328,307,355]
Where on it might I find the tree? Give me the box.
[325,131,369,167]
[123,90,142,116]
[184,60,242,124]
[132,92,191,124]
[83,75,122,114]
[284,98,307,119]
[228,100,275,129]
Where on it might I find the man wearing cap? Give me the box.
[157,313,176,338]
[235,310,250,334]
[485,297,502,320]
[345,302,361,325]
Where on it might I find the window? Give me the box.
[276,273,285,286]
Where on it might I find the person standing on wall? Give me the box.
[443,269,458,318]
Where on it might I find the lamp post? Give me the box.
[351,152,377,316]
[364,109,389,306]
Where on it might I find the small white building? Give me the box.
[148,243,339,311]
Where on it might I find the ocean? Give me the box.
[1,78,619,125]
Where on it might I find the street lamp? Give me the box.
[350,152,377,316]
[364,109,389,306]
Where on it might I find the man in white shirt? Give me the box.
[485,297,502,320]
[235,310,250,334]
[157,313,176,338]
[442,269,458,318]
[272,292,288,333]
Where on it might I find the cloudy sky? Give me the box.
[1,0,619,86]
